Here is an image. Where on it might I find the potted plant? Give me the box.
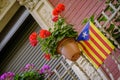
[29,3,81,61]
[0,64,51,80]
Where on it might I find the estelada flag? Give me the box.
[77,21,115,69]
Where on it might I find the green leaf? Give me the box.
[49,28,52,32]
[98,16,107,22]
[82,18,88,25]
[118,0,120,3]
[106,24,115,33]
[90,15,95,23]
[14,74,22,80]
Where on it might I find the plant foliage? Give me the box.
[29,3,78,59]
[38,17,78,57]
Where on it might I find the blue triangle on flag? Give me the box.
[77,22,90,41]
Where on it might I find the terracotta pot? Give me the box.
[57,38,81,61]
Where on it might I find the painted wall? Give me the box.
[49,0,106,34]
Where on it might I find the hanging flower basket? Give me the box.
[57,38,81,61]
[29,3,81,61]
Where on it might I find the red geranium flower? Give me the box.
[29,32,37,41]
[39,29,51,38]
[52,15,58,22]
[52,8,60,16]
[29,32,38,46]
[52,3,65,16]
[57,3,65,12]
[30,40,38,46]
[44,54,51,60]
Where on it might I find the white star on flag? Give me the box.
[82,31,88,38]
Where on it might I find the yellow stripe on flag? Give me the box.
[81,41,103,64]
[84,53,99,69]
[77,43,99,68]
[90,22,115,50]
[87,32,106,60]
[90,31,107,59]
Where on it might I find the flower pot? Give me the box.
[57,38,81,61]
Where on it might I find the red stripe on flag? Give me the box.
[90,26,113,52]
[81,43,101,66]
[90,35,109,57]
[84,41,104,61]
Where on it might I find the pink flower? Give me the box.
[24,64,34,70]
[0,72,15,80]
[39,64,50,74]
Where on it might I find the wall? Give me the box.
[49,0,106,34]
[0,0,20,32]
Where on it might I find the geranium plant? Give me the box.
[29,3,78,59]
[0,64,51,80]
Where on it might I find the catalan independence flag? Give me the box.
[77,21,115,69]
